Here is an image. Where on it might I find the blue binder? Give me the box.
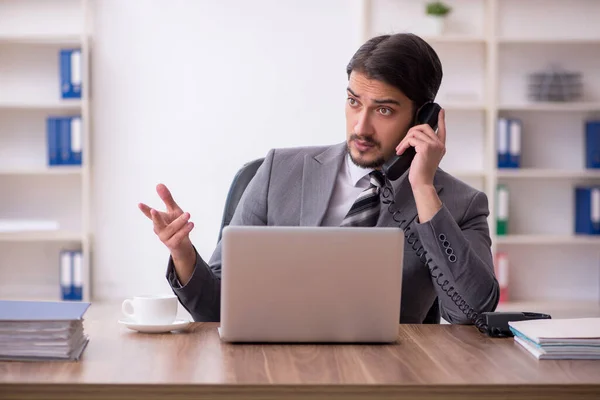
[71,250,83,301]
[585,120,600,169]
[60,49,82,99]
[497,118,521,168]
[59,250,73,300]
[46,117,60,166]
[575,186,600,235]
[497,118,510,168]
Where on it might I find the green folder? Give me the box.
[496,185,509,235]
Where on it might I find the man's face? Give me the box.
[345,71,414,169]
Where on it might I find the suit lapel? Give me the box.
[377,168,444,228]
[300,143,346,226]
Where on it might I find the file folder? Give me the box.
[496,185,509,235]
[585,120,600,169]
[60,49,82,99]
[46,116,83,166]
[575,186,600,235]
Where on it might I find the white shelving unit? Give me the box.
[0,0,92,302]
[363,0,600,318]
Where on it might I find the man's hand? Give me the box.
[395,108,446,223]
[139,184,196,285]
[395,108,447,190]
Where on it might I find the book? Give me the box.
[509,317,600,360]
[0,300,90,361]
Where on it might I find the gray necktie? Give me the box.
[340,170,385,227]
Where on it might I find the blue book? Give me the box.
[0,300,89,321]
[46,117,60,166]
[575,186,600,235]
[60,49,82,99]
[585,120,600,169]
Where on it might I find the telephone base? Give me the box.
[482,311,552,338]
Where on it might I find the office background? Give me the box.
[0,0,599,319]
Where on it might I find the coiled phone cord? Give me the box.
[381,184,489,334]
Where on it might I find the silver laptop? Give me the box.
[219,226,404,343]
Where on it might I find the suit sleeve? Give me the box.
[165,149,275,321]
[413,190,500,324]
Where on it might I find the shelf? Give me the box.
[0,167,82,176]
[496,235,600,245]
[0,100,82,111]
[498,37,600,45]
[421,35,487,44]
[0,230,83,242]
[496,169,600,179]
[496,300,600,318]
[447,170,486,178]
[440,102,486,111]
[498,102,600,112]
[0,34,82,46]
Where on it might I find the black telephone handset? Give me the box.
[380,102,551,336]
[382,102,442,181]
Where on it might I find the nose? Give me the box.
[354,108,374,137]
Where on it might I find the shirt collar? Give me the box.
[346,154,374,187]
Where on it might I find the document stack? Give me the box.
[0,300,90,361]
[509,317,600,360]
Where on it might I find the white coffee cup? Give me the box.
[121,294,178,325]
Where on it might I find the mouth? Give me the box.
[353,139,376,152]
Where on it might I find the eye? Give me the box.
[347,97,358,106]
[378,107,393,116]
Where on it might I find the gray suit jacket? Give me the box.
[166,142,499,324]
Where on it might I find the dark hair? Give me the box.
[346,33,443,111]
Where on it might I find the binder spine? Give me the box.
[70,116,83,166]
[60,49,82,99]
[592,188,600,232]
[72,251,83,301]
[497,118,509,168]
[496,185,509,235]
[60,250,73,301]
[586,121,600,169]
[47,117,60,166]
[509,119,521,168]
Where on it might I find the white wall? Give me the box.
[90,0,363,299]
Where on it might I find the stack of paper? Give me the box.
[0,300,90,361]
[509,317,600,360]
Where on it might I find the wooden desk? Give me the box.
[1,302,599,400]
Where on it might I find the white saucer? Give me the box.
[118,318,192,333]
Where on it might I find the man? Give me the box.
[139,33,499,324]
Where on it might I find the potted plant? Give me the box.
[424,1,452,36]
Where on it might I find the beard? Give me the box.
[347,134,386,169]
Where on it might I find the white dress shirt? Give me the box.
[321,154,375,226]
